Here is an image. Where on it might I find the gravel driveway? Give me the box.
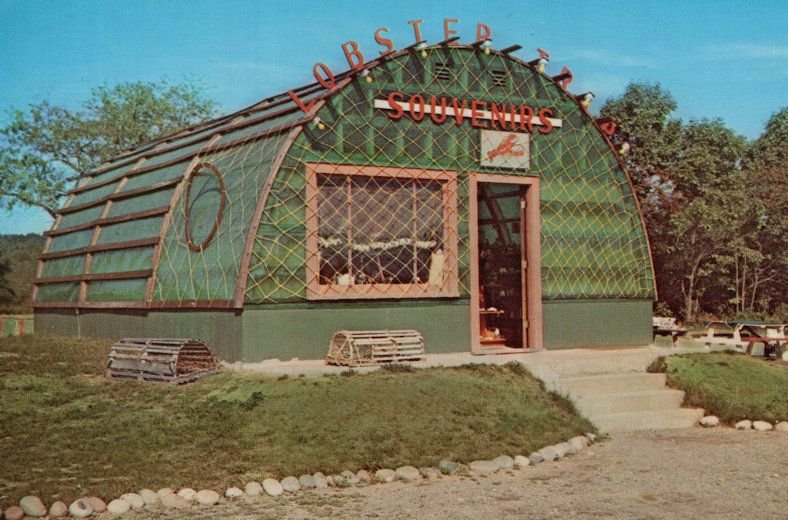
[122,428,787,520]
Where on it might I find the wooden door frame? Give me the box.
[469,173,544,353]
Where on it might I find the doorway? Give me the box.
[469,174,543,353]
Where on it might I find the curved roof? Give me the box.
[34,43,655,309]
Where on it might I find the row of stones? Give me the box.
[1,432,597,519]
[699,416,788,432]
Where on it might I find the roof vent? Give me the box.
[491,69,507,87]
[434,62,452,82]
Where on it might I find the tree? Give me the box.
[1,81,216,217]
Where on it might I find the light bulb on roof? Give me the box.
[481,39,492,55]
[581,92,595,109]
[417,42,428,59]
[537,57,548,73]
[360,69,373,83]
[313,116,325,130]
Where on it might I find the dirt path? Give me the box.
[123,428,787,519]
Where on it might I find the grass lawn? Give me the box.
[0,335,594,507]
[653,352,788,424]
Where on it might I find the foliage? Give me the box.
[0,334,595,506]
[658,353,788,424]
[1,81,216,216]
[0,234,45,311]
[603,84,786,321]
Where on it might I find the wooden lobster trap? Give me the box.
[326,330,426,367]
[107,338,220,383]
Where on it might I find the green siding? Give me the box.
[241,300,470,361]
[542,299,652,349]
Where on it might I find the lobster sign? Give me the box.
[480,130,530,169]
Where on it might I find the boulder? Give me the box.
[493,455,514,470]
[438,460,461,475]
[107,499,131,515]
[120,493,145,510]
[245,481,263,496]
[528,452,545,464]
[87,496,107,513]
[375,469,396,483]
[161,493,189,509]
[3,506,24,520]
[281,476,301,493]
[138,489,157,506]
[262,478,284,497]
[514,455,530,469]
[538,446,559,461]
[313,473,329,489]
[420,467,442,479]
[735,420,752,430]
[553,443,570,458]
[468,460,499,474]
[299,474,317,489]
[19,496,47,517]
[356,470,372,484]
[157,488,174,498]
[225,487,244,498]
[177,488,197,501]
[48,501,68,518]
[568,436,588,452]
[700,415,720,427]
[395,466,421,482]
[68,498,93,518]
[775,421,788,432]
[585,432,597,443]
[196,490,220,506]
[753,421,773,432]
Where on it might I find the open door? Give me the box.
[470,174,543,353]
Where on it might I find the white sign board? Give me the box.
[480,130,530,169]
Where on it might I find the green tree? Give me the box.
[1,81,216,217]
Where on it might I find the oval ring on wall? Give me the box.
[184,162,227,252]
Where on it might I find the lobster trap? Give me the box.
[326,330,426,366]
[106,338,220,383]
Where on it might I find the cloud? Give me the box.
[703,44,788,59]
[560,49,653,68]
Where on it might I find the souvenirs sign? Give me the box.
[480,130,530,169]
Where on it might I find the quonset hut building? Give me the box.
[34,42,656,361]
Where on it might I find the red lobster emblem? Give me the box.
[486,133,525,161]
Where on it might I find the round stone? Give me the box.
[48,501,68,518]
[19,496,47,517]
[262,478,284,497]
[225,487,244,498]
[281,476,301,493]
[178,488,197,501]
[299,474,317,489]
[438,460,461,475]
[68,498,93,518]
[700,415,720,427]
[395,465,421,481]
[4,506,24,520]
[313,473,329,489]
[161,493,189,509]
[553,443,571,458]
[514,455,530,468]
[157,488,174,498]
[569,436,588,452]
[85,497,107,513]
[138,489,157,506]
[775,421,788,432]
[245,481,263,496]
[469,460,499,474]
[735,420,752,430]
[338,470,359,487]
[585,432,597,443]
[107,499,131,515]
[529,452,545,464]
[420,467,442,479]
[753,420,774,431]
[120,493,145,510]
[375,468,396,483]
[196,490,220,505]
[538,446,559,461]
[493,455,514,469]
[356,470,372,483]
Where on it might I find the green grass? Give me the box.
[652,352,788,424]
[0,335,594,507]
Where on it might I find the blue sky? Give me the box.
[1,0,786,234]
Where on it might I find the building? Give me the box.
[34,42,656,361]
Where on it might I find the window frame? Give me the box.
[305,163,459,300]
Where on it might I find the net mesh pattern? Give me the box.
[245,47,654,303]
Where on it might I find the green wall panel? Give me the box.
[542,299,652,349]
